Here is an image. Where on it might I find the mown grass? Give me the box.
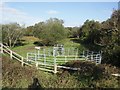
[12,36,85,54]
[10,36,85,64]
[58,38,80,47]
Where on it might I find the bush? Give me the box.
[59,60,120,88]
[2,55,120,88]
[102,46,120,67]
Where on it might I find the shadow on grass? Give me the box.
[70,38,81,43]
[71,38,102,51]
[13,39,28,47]
[33,41,44,46]
[14,42,28,47]
[28,77,42,90]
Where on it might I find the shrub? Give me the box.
[60,60,120,88]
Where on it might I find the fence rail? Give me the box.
[0,43,57,73]
[0,43,102,74]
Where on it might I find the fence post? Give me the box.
[1,43,3,53]
[21,57,24,66]
[75,55,77,60]
[99,55,102,64]
[65,56,67,63]
[82,51,85,57]
[54,56,57,73]
[91,54,93,61]
[44,54,46,64]
[54,64,57,74]
[36,62,38,69]
[10,51,12,59]
[35,53,37,62]
[95,54,98,64]
[27,53,29,61]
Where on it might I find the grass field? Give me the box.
[11,36,86,65]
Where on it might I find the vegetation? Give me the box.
[78,10,120,67]
[2,55,120,88]
[25,18,66,46]
[1,7,120,88]
[2,23,24,47]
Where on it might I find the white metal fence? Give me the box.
[1,43,102,73]
[0,43,57,73]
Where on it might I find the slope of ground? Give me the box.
[2,55,81,88]
[11,36,85,57]
[2,55,120,88]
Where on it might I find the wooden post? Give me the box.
[36,62,38,69]
[54,56,57,73]
[54,56,56,65]
[1,43,3,53]
[75,55,77,60]
[95,54,98,64]
[10,51,12,59]
[53,47,55,56]
[91,54,93,61]
[35,53,37,62]
[21,57,24,66]
[83,51,85,57]
[100,54,102,64]
[54,64,57,74]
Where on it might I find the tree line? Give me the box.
[1,9,120,67]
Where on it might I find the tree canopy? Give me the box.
[2,23,24,47]
[78,9,120,67]
[27,18,66,46]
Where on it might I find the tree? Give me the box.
[64,27,73,38]
[79,20,101,44]
[33,22,45,38]
[71,27,80,38]
[33,18,66,46]
[25,26,34,36]
[100,10,120,67]
[2,23,24,47]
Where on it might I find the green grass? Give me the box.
[11,37,84,56]
[2,36,120,88]
[10,36,86,65]
[58,38,80,48]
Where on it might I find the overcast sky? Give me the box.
[0,2,118,27]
